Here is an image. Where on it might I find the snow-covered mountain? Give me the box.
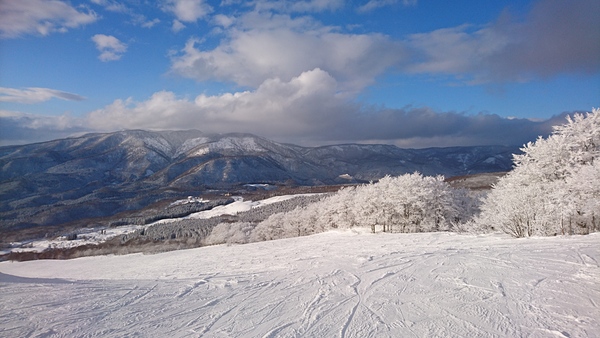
[0,130,518,231]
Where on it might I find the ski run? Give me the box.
[1,230,599,337]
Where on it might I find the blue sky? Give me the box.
[0,0,598,147]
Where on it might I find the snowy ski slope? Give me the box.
[1,230,599,337]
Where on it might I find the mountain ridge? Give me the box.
[0,130,519,231]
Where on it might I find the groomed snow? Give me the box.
[1,231,599,337]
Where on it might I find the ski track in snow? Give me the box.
[1,231,599,337]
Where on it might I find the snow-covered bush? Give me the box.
[249,173,476,242]
[204,222,254,245]
[478,109,600,237]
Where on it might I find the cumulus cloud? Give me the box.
[159,0,216,31]
[0,87,86,104]
[172,20,186,32]
[171,0,600,92]
[91,34,128,61]
[162,0,212,22]
[3,0,594,148]
[213,14,235,28]
[1,69,575,147]
[170,0,598,101]
[0,111,90,146]
[405,0,600,83]
[85,0,596,147]
[83,68,566,148]
[87,68,342,136]
[0,0,97,38]
[170,15,405,93]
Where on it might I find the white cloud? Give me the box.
[0,0,97,38]
[86,68,345,137]
[162,0,212,22]
[404,0,600,83]
[253,0,344,13]
[90,0,128,13]
[357,0,417,13]
[237,11,325,32]
[141,18,161,28]
[91,34,128,61]
[90,0,160,28]
[172,20,186,32]
[0,87,86,104]
[0,68,568,147]
[213,14,235,28]
[0,110,89,146]
[170,14,404,93]
[169,0,598,92]
[82,67,563,148]
[406,24,508,78]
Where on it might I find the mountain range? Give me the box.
[0,130,519,232]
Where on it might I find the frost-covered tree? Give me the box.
[204,222,254,245]
[478,108,600,237]
[250,212,288,242]
[249,172,470,242]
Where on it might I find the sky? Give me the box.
[0,0,599,148]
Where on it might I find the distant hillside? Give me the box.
[0,130,519,232]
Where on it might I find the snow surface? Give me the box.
[7,224,146,253]
[190,146,210,157]
[1,231,599,337]
[209,137,263,153]
[143,137,173,157]
[177,137,211,157]
[169,196,208,207]
[181,194,319,220]
[244,183,276,189]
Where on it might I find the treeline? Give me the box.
[108,198,235,226]
[205,174,479,245]
[206,109,599,243]
[126,193,328,242]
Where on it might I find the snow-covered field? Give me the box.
[1,230,599,337]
